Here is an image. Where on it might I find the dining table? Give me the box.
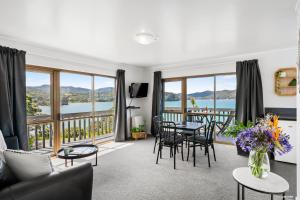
[174,121,206,167]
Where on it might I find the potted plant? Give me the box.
[131,125,146,140]
[223,120,254,156]
[236,114,292,178]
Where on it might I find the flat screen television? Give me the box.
[129,83,148,98]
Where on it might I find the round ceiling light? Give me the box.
[135,32,158,45]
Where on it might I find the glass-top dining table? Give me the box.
[174,121,206,167]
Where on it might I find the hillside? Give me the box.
[26,85,115,106]
[165,90,236,101]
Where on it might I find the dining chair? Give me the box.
[180,114,207,147]
[156,121,184,169]
[186,120,216,167]
[215,111,234,135]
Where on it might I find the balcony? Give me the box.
[27,110,114,152]
[162,107,235,143]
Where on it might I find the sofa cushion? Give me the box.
[3,150,53,181]
[0,130,7,151]
[0,157,18,190]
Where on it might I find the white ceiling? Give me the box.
[0,0,297,67]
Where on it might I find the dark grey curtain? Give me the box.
[236,59,264,124]
[151,71,162,136]
[0,46,27,150]
[113,69,128,142]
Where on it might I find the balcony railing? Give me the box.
[163,107,235,122]
[27,110,114,151]
[162,107,235,143]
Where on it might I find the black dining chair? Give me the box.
[186,120,216,167]
[153,116,161,154]
[215,111,234,135]
[156,121,184,169]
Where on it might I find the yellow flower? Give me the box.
[272,128,281,141]
[273,115,279,128]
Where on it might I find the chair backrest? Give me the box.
[159,121,177,142]
[153,116,161,136]
[205,120,216,142]
[216,111,234,135]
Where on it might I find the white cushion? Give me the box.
[3,150,53,181]
[0,130,7,151]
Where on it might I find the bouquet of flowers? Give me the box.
[236,114,292,178]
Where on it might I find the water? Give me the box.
[39,102,114,115]
[165,99,235,109]
[38,99,235,115]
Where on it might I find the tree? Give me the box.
[26,95,41,116]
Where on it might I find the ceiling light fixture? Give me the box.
[135,32,158,45]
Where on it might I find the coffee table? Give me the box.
[57,144,98,167]
[232,167,289,200]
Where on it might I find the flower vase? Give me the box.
[248,150,270,178]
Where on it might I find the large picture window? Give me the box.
[26,66,116,152]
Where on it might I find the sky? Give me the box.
[165,75,236,94]
[26,72,115,89]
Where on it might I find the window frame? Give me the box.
[26,65,116,153]
[162,72,236,120]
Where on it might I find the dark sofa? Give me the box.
[0,163,93,200]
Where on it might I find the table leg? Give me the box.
[271,194,273,200]
[71,159,73,166]
[65,159,67,167]
[94,152,98,166]
[237,183,240,200]
[193,130,196,167]
[242,185,245,200]
[282,193,285,200]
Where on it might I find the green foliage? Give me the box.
[190,97,198,108]
[131,125,145,133]
[223,120,254,138]
[26,95,42,116]
[288,78,297,86]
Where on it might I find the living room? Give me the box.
[0,1,299,200]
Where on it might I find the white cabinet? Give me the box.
[274,120,297,164]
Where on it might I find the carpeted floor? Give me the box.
[65,138,297,200]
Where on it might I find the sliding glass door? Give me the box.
[26,70,54,150]
[94,76,115,138]
[26,66,115,152]
[163,80,183,121]
[162,73,236,143]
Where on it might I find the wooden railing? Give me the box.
[163,107,235,124]
[27,110,114,151]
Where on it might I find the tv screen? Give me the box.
[129,83,148,98]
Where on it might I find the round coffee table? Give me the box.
[57,144,98,167]
[232,167,289,200]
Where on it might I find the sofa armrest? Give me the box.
[0,163,93,200]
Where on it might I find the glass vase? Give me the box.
[248,150,270,178]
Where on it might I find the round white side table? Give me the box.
[232,167,289,200]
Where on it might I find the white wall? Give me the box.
[0,36,151,137]
[144,48,297,132]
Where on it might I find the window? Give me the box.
[26,71,52,122]
[186,77,214,112]
[26,66,116,152]
[60,72,93,116]
[163,80,182,111]
[162,73,236,143]
[94,76,115,112]
[215,75,236,109]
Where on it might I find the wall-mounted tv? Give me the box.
[129,83,148,98]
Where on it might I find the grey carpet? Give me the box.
[92,138,296,200]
